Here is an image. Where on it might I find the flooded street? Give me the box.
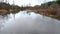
[0,11,60,34]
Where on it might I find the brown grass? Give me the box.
[0,9,8,15]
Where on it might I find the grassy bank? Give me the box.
[0,2,20,15]
[24,1,60,20]
[0,1,60,20]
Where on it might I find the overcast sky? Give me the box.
[8,0,53,6]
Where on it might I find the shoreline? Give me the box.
[26,10,60,20]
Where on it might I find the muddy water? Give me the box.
[0,11,60,34]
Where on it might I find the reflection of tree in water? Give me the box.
[26,11,31,15]
[0,15,8,31]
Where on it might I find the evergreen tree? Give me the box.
[56,0,60,5]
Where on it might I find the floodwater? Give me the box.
[0,11,60,34]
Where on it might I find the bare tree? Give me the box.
[0,0,4,2]
[4,0,9,3]
[5,0,7,3]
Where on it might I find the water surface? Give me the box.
[0,11,60,34]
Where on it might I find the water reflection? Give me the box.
[0,11,60,34]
